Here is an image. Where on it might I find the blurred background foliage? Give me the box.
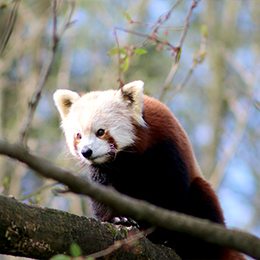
[0,1,259,259]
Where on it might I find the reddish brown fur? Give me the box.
[66,91,246,259]
[221,249,247,260]
[185,177,225,224]
[133,95,246,260]
[99,130,118,150]
[74,133,81,151]
[134,95,202,182]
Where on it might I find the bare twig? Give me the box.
[165,24,207,104]
[113,25,178,87]
[18,182,58,201]
[209,49,258,189]
[159,0,201,101]
[129,21,184,31]
[19,0,75,145]
[141,0,183,47]
[165,62,196,105]
[114,27,177,51]
[177,0,200,48]
[113,27,124,87]
[210,97,252,189]
[0,139,259,259]
[52,0,58,47]
[85,227,155,259]
[113,0,185,87]
[0,0,21,58]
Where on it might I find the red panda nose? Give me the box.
[81,147,93,159]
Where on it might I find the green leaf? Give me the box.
[2,176,9,187]
[70,243,82,257]
[201,24,208,38]
[121,56,129,72]
[134,48,147,55]
[107,47,126,56]
[107,46,120,56]
[119,52,126,59]
[51,255,71,260]
[124,11,132,22]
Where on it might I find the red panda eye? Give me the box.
[96,129,105,137]
[76,133,82,140]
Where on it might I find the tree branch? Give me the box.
[159,0,201,101]
[0,195,180,260]
[0,139,260,259]
[0,0,21,58]
[19,0,75,145]
[112,0,196,87]
[209,48,258,189]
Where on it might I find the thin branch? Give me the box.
[130,21,184,31]
[85,227,155,259]
[19,48,54,144]
[209,49,257,189]
[159,0,201,101]
[209,96,252,189]
[19,0,75,145]
[113,27,124,87]
[52,0,58,47]
[159,62,179,102]
[141,0,183,47]
[113,25,178,88]
[177,0,200,48]
[18,182,58,201]
[0,139,259,259]
[164,32,207,104]
[165,62,196,105]
[0,0,21,58]
[113,0,183,87]
[114,27,176,50]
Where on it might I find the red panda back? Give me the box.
[134,95,203,182]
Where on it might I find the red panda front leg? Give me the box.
[110,216,140,228]
[91,199,139,227]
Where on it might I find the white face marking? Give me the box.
[75,133,113,164]
[54,81,145,166]
[62,90,136,165]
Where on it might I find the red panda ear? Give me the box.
[53,89,80,120]
[117,80,146,126]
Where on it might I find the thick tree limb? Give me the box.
[0,139,260,259]
[0,195,180,259]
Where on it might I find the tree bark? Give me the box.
[0,195,180,260]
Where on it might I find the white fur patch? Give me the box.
[54,81,146,165]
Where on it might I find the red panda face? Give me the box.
[72,126,119,165]
[53,81,146,165]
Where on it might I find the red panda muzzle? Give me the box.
[81,147,93,159]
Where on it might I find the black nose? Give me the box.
[81,147,93,158]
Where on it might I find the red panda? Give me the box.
[53,80,246,260]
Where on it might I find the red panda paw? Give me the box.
[110,216,140,228]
